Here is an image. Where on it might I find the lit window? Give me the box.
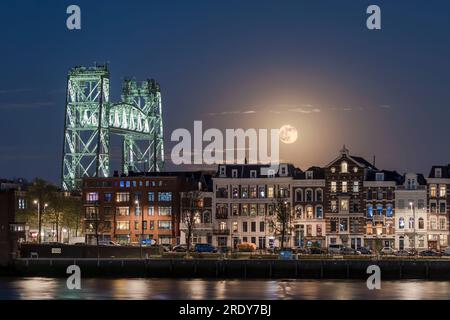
[116,192,130,202]
[341,162,348,173]
[419,218,424,229]
[399,218,405,229]
[158,206,172,216]
[267,186,274,198]
[306,206,313,219]
[86,192,98,202]
[158,221,172,230]
[116,207,129,216]
[116,221,130,230]
[367,205,373,218]
[377,204,383,216]
[430,185,437,198]
[353,181,359,193]
[440,185,446,198]
[342,181,348,193]
[18,198,26,210]
[158,192,172,202]
[386,205,393,217]
[331,181,337,193]
[331,200,338,213]
[340,199,349,211]
[316,206,323,219]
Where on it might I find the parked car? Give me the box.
[357,247,373,255]
[292,247,309,254]
[161,244,173,251]
[442,247,450,256]
[419,250,441,257]
[237,242,257,252]
[309,247,326,255]
[172,245,188,252]
[328,244,344,254]
[394,250,414,257]
[194,243,218,253]
[380,247,395,255]
[98,240,120,246]
[340,247,360,255]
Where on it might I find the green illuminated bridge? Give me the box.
[61,64,164,191]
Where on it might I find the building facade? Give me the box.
[427,165,450,250]
[81,172,208,245]
[394,173,428,251]
[212,163,297,250]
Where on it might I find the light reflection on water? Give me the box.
[1,278,450,300]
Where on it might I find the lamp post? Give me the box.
[410,202,416,253]
[33,200,48,244]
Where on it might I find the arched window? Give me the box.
[418,218,424,229]
[386,205,393,217]
[377,204,383,216]
[316,205,323,219]
[315,189,323,202]
[295,189,303,202]
[306,189,313,202]
[306,206,313,219]
[399,217,405,229]
[367,205,373,218]
[341,161,348,173]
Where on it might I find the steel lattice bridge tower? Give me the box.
[61,64,164,191]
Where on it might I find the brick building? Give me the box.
[82,171,210,245]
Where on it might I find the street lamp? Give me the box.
[33,200,48,244]
[410,202,416,253]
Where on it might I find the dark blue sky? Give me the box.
[1,0,450,183]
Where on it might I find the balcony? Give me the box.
[213,229,230,235]
[180,223,213,231]
[85,214,99,220]
[215,213,228,219]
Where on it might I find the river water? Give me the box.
[0,278,449,300]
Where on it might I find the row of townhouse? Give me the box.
[80,146,450,252]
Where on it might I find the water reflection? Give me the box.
[1,278,450,300]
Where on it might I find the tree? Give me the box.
[268,191,294,250]
[182,190,202,254]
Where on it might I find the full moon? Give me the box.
[279,125,298,144]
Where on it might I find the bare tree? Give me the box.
[182,190,202,254]
[268,191,294,250]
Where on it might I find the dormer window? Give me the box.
[280,164,288,176]
[250,170,257,178]
[267,169,275,178]
[232,169,238,178]
[353,167,358,173]
[435,168,442,178]
[306,171,313,179]
[331,167,336,173]
[375,173,384,181]
[219,165,226,176]
[341,161,348,173]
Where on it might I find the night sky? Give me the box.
[1,0,450,184]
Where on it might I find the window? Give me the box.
[149,221,155,230]
[398,199,405,209]
[306,189,313,202]
[143,221,147,230]
[295,189,303,202]
[116,207,129,216]
[120,181,125,188]
[316,189,323,202]
[249,186,257,198]
[86,192,99,202]
[419,218,424,229]
[134,192,141,202]
[418,199,425,210]
[340,199,349,211]
[148,207,154,216]
[430,217,437,230]
[116,221,130,230]
[342,181,348,193]
[250,204,257,216]
[232,204,239,216]
[440,186,446,198]
[258,186,266,198]
[399,217,405,229]
[126,181,131,188]
[219,166,225,176]
[440,218,446,230]
[232,169,238,178]
[295,206,303,219]
[158,221,172,230]
[232,186,239,198]
[116,192,130,202]
[316,206,323,219]
[306,206,313,219]
[241,204,248,216]
[158,206,172,216]
[134,221,139,230]
[242,221,248,232]
[18,198,26,209]
[377,204,383,216]
[331,200,338,213]
[268,186,274,198]
[135,206,141,216]
[158,192,172,202]
[331,167,336,173]
[316,225,322,236]
[386,205,393,217]
[430,185,437,198]
[306,225,312,237]
[104,193,113,202]
[341,161,348,173]
[147,192,155,202]
[331,181,337,193]
[353,167,358,173]
[431,202,437,213]
[260,221,265,232]
[367,205,373,218]
[258,204,265,216]
[241,186,248,198]
[375,173,384,181]
[339,218,348,232]
[440,202,446,214]
[250,170,257,178]
[330,220,337,232]
[306,171,314,179]
[377,190,383,200]
[232,221,238,233]
[251,222,256,232]
[435,168,442,178]
[353,181,359,193]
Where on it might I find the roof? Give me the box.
[294,166,325,180]
[428,165,450,178]
[365,170,403,183]
[215,163,301,178]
